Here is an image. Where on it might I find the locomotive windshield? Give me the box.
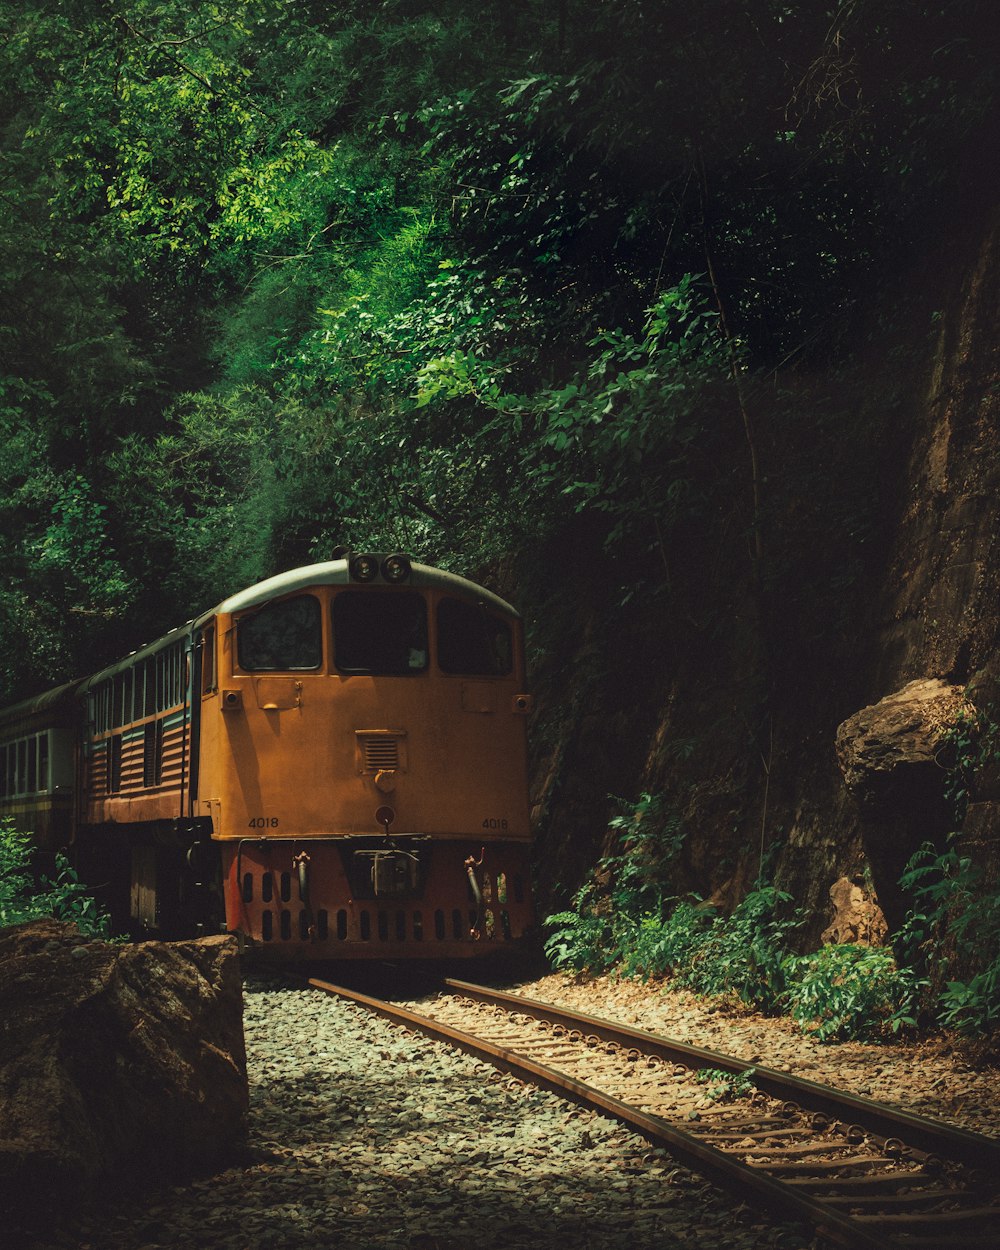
[437,597,513,676]
[238,595,322,671]
[333,591,428,675]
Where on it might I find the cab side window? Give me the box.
[437,598,513,676]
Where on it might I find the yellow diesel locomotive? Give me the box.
[0,555,535,958]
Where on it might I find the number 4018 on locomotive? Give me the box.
[0,555,535,958]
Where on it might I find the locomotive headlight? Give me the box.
[349,553,379,582]
[381,553,411,584]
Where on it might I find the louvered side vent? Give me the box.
[356,732,406,774]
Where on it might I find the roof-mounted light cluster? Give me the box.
[348,552,412,584]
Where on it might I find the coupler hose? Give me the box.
[464,847,486,939]
[292,850,315,940]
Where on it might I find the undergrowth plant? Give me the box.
[616,900,712,982]
[0,823,34,928]
[673,884,800,1013]
[542,884,614,973]
[695,1066,757,1102]
[544,793,804,1012]
[897,836,1000,1038]
[0,819,113,939]
[544,791,689,974]
[544,782,1000,1043]
[781,944,924,1042]
[939,701,1000,821]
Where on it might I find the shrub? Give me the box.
[0,823,35,929]
[0,819,113,939]
[616,901,713,981]
[544,875,800,1016]
[898,838,1000,1038]
[676,884,800,1013]
[781,944,923,1042]
[544,790,688,974]
[543,895,614,973]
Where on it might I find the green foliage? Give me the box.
[604,791,687,916]
[545,792,800,1013]
[0,824,35,928]
[939,703,1000,821]
[35,855,116,940]
[545,879,800,1013]
[2,0,997,697]
[544,790,693,976]
[414,274,728,561]
[0,820,113,939]
[615,901,714,983]
[675,884,799,1012]
[543,898,614,973]
[28,474,135,612]
[781,944,924,1043]
[898,839,1000,1038]
[545,863,936,1043]
[695,1066,757,1102]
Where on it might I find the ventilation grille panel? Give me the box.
[356,732,406,774]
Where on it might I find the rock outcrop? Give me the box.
[0,921,247,1220]
[835,678,968,931]
[820,876,887,947]
[835,678,968,809]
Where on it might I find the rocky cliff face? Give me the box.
[527,211,1000,946]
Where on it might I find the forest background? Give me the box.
[4,1,1000,1015]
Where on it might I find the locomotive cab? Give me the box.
[194,556,534,958]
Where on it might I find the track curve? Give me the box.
[305,975,1000,1250]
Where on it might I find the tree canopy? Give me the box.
[1,0,996,697]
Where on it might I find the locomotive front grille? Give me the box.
[356,731,406,774]
[254,906,485,944]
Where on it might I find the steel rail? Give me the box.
[445,978,1000,1171]
[305,975,900,1250]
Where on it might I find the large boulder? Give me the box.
[0,920,247,1219]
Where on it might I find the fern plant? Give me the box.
[898,837,1000,1037]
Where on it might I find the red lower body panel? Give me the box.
[220,837,533,958]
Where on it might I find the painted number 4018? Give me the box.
[248,817,279,829]
[482,817,508,830]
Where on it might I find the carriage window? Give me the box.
[437,598,513,676]
[333,592,427,675]
[238,595,322,672]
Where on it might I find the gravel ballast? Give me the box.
[23,976,813,1250]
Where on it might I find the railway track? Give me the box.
[304,974,1000,1250]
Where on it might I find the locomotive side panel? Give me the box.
[81,635,193,828]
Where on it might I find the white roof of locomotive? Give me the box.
[210,559,519,619]
[2,561,520,711]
